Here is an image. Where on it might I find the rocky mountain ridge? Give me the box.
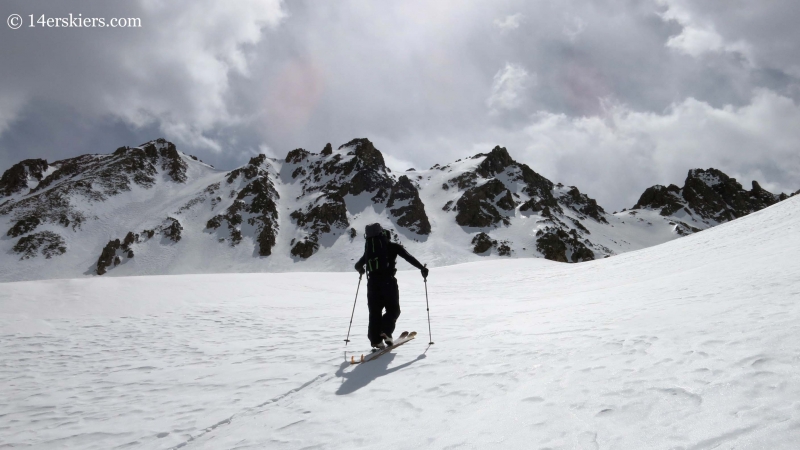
[0,137,794,282]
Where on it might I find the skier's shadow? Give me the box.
[334,352,427,395]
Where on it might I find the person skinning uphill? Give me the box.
[355,223,429,351]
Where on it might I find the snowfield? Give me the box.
[1,196,799,449]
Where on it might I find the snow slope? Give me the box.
[1,195,798,449]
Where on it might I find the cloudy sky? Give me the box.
[1,0,799,210]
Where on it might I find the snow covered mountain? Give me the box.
[0,138,794,282]
[2,188,799,449]
[627,167,791,235]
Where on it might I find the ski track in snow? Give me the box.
[1,197,800,449]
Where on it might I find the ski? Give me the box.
[349,331,416,364]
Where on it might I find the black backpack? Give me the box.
[364,224,391,275]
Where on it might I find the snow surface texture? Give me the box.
[1,196,799,449]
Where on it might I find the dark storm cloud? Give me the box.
[0,0,798,210]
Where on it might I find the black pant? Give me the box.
[367,276,401,346]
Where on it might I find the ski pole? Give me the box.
[424,265,434,345]
[344,274,362,346]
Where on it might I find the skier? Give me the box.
[355,223,429,350]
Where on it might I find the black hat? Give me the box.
[365,223,383,238]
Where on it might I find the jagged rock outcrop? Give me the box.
[634,168,787,223]
[290,194,349,234]
[12,231,66,260]
[536,227,594,263]
[94,218,185,275]
[471,232,512,256]
[558,187,608,224]
[455,179,515,227]
[284,139,402,259]
[0,159,49,197]
[162,217,183,243]
[7,216,41,237]
[387,175,431,235]
[444,145,607,261]
[96,239,123,275]
[207,154,279,256]
[290,239,319,259]
[634,184,684,216]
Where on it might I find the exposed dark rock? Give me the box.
[7,216,41,237]
[227,154,268,183]
[334,139,394,201]
[634,185,683,216]
[0,159,49,196]
[291,194,348,234]
[96,239,121,275]
[290,239,319,259]
[536,227,595,263]
[291,167,307,179]
[286,148,310,164]
[12,231,66,260]
[471,232,513,256]
[321,143,333,156]
[559,187,608,223]
[212,157,280,255]
[162,218,183,243]
[476,146,514,178]
[448,172,478,190]
[122,231,137,248]
[455,179,514,228]
[442,200,454,211]
[633,168,786,224]
[497,242,512,256]
[387,175,431,235]
[158,141,188,183]
[231,229,243,246]
[471,232,496,254]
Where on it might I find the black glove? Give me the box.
[421,267,429,279]
[355,263,365,275]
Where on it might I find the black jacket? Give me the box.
[355,242,425,278]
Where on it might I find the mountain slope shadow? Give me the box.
[335,352,426,395]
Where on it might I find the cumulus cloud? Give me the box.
[658,0,753,64]
[1,0,799,210]
[487,63,534,114]
[503,89,800,209]
[0,0,285,162]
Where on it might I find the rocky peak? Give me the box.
[387,175,431,235]
[287,140,394,259]
[634,167,786,224]
[338,138,387,173]
[476,146,515,178]
[0,159,49,197]
[0,139,195,244]
[208,155,280,256]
